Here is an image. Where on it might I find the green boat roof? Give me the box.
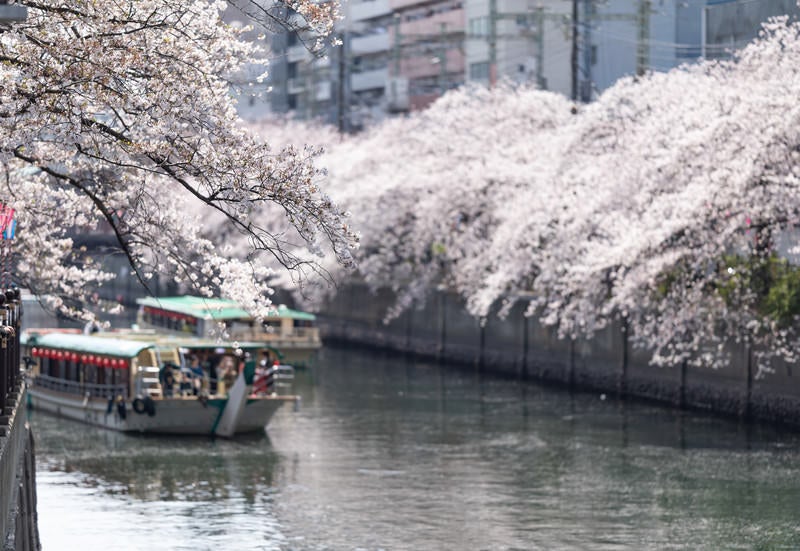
[135,296,316,322]
[76,332,284,358]
[21,332,156,358]
[146,336,272,352]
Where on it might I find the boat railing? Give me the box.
[251,364,294,396]
[229,326,321,342]
[267,364,295,385]
[31,374,128,400]
[134,366,162,398]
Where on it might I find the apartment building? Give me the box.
[391,0,465,110]
[266,0,466,128]
[263,0,799,124]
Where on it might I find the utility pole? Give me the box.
[393,15,402,76]
[489,0,497,86]
[305,60,314,120]
[636,0,651,75]
[535,7,545,89]
[336,32,349,133]
[582,0,593,101]
[571,0,579,101]
[438,23,447,94]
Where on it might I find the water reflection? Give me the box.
[34,415,281,502]
[33,344,800,550]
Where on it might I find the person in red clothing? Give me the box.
[252,351,273,395]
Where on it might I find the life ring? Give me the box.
[132,397,146,415]
[143,396,156,417]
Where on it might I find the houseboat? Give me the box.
[21,331,297,436]
[135,296,321,366]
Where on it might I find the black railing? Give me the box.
[0,289,21,414]
[31,374,128,400]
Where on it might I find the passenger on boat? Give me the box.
[179,363,194,396]
[252,364,270,396]
[218,357,237,395]
[159,362,176,397]
[252,351,279,396]
[188,356,206,396]
[205,354,220,394]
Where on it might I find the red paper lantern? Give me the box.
[102,357,110,367]
[87,355,95,364]
[55,350,64,360]
[31,348,38,357]
[70,352,78,362]
[80,355,87,363]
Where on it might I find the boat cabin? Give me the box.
[21,332,157,400]
[135,296,319,344]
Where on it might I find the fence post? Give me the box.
[6,290,19,395]
[0,293,6,412]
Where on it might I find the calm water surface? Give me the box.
[32,345,800,550]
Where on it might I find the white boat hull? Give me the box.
[27,386,295,436]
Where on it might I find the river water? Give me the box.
[31,345,800,550]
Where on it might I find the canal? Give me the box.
[32,344,800,550]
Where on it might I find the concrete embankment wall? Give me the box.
[0,385,39,551]
[319,283,800,428]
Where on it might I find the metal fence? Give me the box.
[0,288,21,414]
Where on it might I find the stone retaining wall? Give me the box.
[319,283,800,428]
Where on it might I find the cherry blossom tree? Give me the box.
[0,0,355,320]
[245,87,573,314]
[258,17,800,372]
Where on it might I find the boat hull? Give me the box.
[27,386,294,436]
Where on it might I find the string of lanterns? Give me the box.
[29,348,130,369]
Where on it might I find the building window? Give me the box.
[469,61,490,81]
[287,62,298,79]
[468,16,489,37]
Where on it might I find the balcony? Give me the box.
[401,49,465,79]
[349,0,391,22]
[351,68,389,91]
[351,32,391,55]
[316,81,332,101]
[399,9,464,36]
